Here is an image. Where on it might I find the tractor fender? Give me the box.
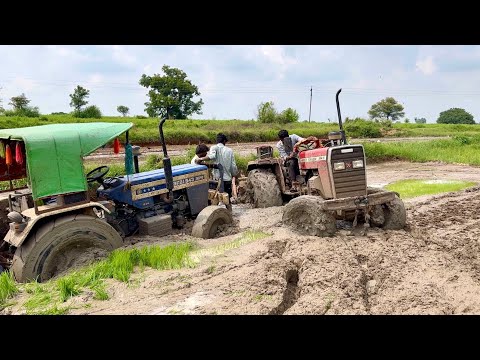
[3,201,111,248]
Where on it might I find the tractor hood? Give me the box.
[0,122,133,200]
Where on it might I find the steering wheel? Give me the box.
[86,165,110,184]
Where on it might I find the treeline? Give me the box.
[2,115,480,145]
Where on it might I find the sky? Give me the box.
[1,45,480,123]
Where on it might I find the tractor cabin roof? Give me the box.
[0,122,133,200]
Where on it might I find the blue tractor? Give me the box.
[92,118,232,240]
[0,118,232,282]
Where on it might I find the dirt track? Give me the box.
[85,137,449,162]
[5,160,480,315]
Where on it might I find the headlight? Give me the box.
[333,162,345,170]
[352,160,364,168]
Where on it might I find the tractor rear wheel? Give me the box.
[247,169,283,208]
[282,195,337,237]
[191,206,233,239]
[12,214,123,283]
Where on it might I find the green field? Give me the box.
[1,114,480,145]
[385,179,477,199]
[2,132,480,191]
[363,135,480,165]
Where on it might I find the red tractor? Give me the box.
[242,89,406,236]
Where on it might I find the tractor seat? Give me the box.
[294,136,322,152]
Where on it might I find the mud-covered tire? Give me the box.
[191,206,233,239]
[12,214,123,283]
[282,195,337,237]
[247,169,283,208]
[382,196,407,230]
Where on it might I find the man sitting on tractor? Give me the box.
[276,130,304,191]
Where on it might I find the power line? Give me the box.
[4,77,480,97]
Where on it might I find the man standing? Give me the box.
[196,133,238,202]
[276,129,304,191]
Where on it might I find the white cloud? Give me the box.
[87,73,104,85]
[12,77,37,92]
[416,56,437,75]
[111,45,136,66]
[45,45,90,61]
[260,45,297,67]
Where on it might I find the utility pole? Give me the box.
[308,86,312,122]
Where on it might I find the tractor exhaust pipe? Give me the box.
[159,117,174,199]
[336,88,347,145]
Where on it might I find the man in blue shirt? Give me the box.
[276,129,304,191]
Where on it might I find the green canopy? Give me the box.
[0,122,133,200]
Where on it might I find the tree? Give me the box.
[256,101,277,123]
[117,105,129,117]
[256,102,300,123]
[437,108,475,124]
[278,107,299,123]
[69,85,90,112]
[139,65,203,119]
[414,117,427,124]
[368,97,405,121]
[9,93,30,111]
[404,118,410,123]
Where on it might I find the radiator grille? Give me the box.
[330,146,367,198]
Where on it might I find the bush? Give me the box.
[344,118,382,138]
[3,107,40,118]
[136,115,148,119]
[257,102,277,123]
[379,118,393,129]
[73,105,102,119]
[277,108,299,123]
[51,112,68,115]
[452,135,472,145]
[437,108,475,124]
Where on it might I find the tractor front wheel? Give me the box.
[370,195,406,230]
[282,195,337,237]
[191,206,233,239]
[382,196,407,230]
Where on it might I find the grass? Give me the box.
[91,282,109,300]
[385,179,477,199]
[0,271,19,305]
[4,242,196,315]
[4,114,480,146]
[57,277,81,302]
[364,135,480,165]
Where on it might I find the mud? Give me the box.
[283,195,337,237]
[5,160,480,315]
